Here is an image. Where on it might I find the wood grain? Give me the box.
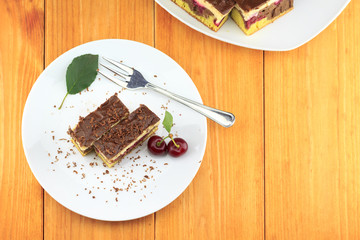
[0,0,44,239]
[154,5,264,240]
[44,1,155,239]
[265,1,360,239]
[2,0,359,239]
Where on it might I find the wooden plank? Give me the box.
[44,1,155,239]
[0,0,44,239]
[265,1,360,239]
[335,2,360,237]
[46,198,153,239]
[154,5,264,240]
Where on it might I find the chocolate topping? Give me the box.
[235,0,269,12]
[94,105,160,160]
[95,128,155,164]
[205,0,236,14]
[68,94,129,148]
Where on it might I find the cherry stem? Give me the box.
[157,136,169,146]
[169,134,180,148]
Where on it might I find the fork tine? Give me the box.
[97,70,128,88]
[102,57,134,75]
[100,63,129,79]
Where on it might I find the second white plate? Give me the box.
[156,0,351,51]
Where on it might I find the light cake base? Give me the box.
[231,7,293,35]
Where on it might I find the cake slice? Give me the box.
[68,94,129,155]
[231,0,294,35]
[172,0,236,32]
[94,105,160,168]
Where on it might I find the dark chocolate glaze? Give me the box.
[68,94,129,148]
[94,104,160,160]
[95,129,155,164]
[235,0,269,12]
[205,0,236,14]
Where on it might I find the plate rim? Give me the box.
[155,0,351,51]
[22,39,208,221]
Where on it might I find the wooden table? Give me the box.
[1,0,359,239]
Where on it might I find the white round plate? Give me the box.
[22,39,207,221]
[156,0,350,51]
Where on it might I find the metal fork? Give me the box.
[98,57,235,128]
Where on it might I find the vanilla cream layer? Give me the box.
[235,0,281,21]
[72,139,89,153]
[97,121,160,163]
[195,0,230,24]
[73,138,88,152]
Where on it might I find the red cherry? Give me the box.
[168,138,188,157]
[147,135,167,155]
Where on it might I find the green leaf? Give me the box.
[162,111,173,133]
[66,54,99,94]
[59,54,99,109]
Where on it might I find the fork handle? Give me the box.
[146,83,235,128]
